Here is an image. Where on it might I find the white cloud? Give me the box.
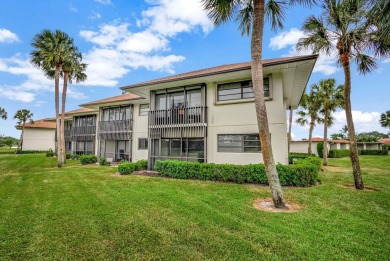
[269,28,338,75]
[79,0,211,87]
[95,0,111,5]
[89,11,101,20]
[0,28,19,43]
[383,58,390,64]
[0,87,35,102]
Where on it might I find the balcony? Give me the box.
[71,126,96,141]
[98,120,132,140]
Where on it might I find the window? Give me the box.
[217,134,261,152]
[139,104,149,116]
[138,138,148,150]
[158,138,204,162]
[155,87,202,110]
[217,78,270,101]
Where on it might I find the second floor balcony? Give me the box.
[149,106,207,127]
[98,120,132,140]
[71,126,96,136]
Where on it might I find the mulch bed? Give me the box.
[253,198,301,213]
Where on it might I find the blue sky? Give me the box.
[0,0,389,139]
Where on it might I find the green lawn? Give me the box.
[0,149,389,260]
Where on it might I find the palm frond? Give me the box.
[201,0,237,26]
[265,0,286,31]
[352,53,377,75]
[236,1,253,35]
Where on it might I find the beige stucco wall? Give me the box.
[132,104,148,161]
[206,73,289,165]
[290,141,321,156]
[21,128,56,151]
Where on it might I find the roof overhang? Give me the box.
[120,55,317,109]
[81,97,148,109]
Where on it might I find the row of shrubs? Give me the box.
[118,160,148,174]
[16,150,49,154]
[328,149,388,158]
[288,153,315,164]
[154,157,321,187]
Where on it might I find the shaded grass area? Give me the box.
[0,149,389,260]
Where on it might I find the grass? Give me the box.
[0,148,389,260]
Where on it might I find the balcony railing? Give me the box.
[99,120,132,133]
[72,125,96,136]
[149,106,207,126]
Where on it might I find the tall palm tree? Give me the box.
[297,0,390,190]
[380,110,390,131]
[313,79,344,165]
[295,88,322,155]
[0,107,7,120]
[60,55,87,163]
[30,29,76,168]
[14,109,34,152]
[202,0,316,208]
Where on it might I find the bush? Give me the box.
[154,157,319,187]
[317,142,324,158]
[118,160,148,174]
[328,149,350,158]
[46,149,55,157]
[16,150,48,154]
[70,154,80,160]
[383,144,390,151]
[99,157,110,166]
[289,154,308,164]
[360,150,388,156]
[80,155,97,165]
[66,153,71,159]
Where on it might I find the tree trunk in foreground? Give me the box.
[251,0,286,208]
[323,107,328,166]
[288,107,293,155]
[55,64,62,168]
[60,72,69,164]
[16,122,25,153]
[341,53,364,190]
[308,116,315,155]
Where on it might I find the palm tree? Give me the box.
[380,110,390,131]
[14,109,34,152]
[59,55,87,163]
[295,88,322,155]
[297,0,390,190]
[313,79,344,165]
[0,107,7,120]
[202,0,316,208]
[30,29,76,167]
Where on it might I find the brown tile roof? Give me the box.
[121,54,318,90]
[65,108,98,115]
[379,138,390,144]
[80,93,142,107]
[15,119,56,130]
[329,139,350,144]
[311,137,324,142]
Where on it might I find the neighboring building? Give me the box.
[15,119,56,151]
[120,55,318,169]
[290,137,324,156]
[329,139,350,150]
[329,140,383,150]
[379,138,390,146]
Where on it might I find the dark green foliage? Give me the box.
[154,158,319,187]
[66,153,71,159]
[329,149,350,158]
[360,150,388,156]
[46,149,54,157]
[118,160,148,175]
[79,155,97,165]
[0,136,18,148]
[288,153,316,164]
[99,157,110,166]
[70,154,80,160]
[16,150,48,154]
[383,144,390,151]
[317,142,324,158]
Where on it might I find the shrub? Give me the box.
[16,150,48,154]
[99,157,110,166]
[118,162,136,175]
[46,149,55,157]
[118,160,148,174]
[328,149,350,158]
[80,155,97,165]
[317,142,324,158]
[289,154,308,164]
[383,144,390,151]
[360,150,388,156]
[154,158,319,187]
[66,153,71,159]
[70,154,80,160]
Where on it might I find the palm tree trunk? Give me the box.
[55,64,62,168]
[16,121,25,153]
[341,53,364,190]
[323,107,328,166]
[252,0,286,208]
[60,72,69,164]
[308,116,315,155]
[287,107,293,154]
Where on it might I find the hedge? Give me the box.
[317,142,324,158]
[288,153,315,164]
[16,150,48,154]
[99,157,110,166]
[154,157,320,187]
[80,155,97,165]
[328,149,350,158]
[328,149,388,158]
[360,150,388,156]
[118,160,148,175]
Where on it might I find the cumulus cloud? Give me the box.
[79,0,212,87]
[0,55,87,102]
[0,28,19,43]
[269,28,338,75]
[89,11,101,20]
[95,0,111,5]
